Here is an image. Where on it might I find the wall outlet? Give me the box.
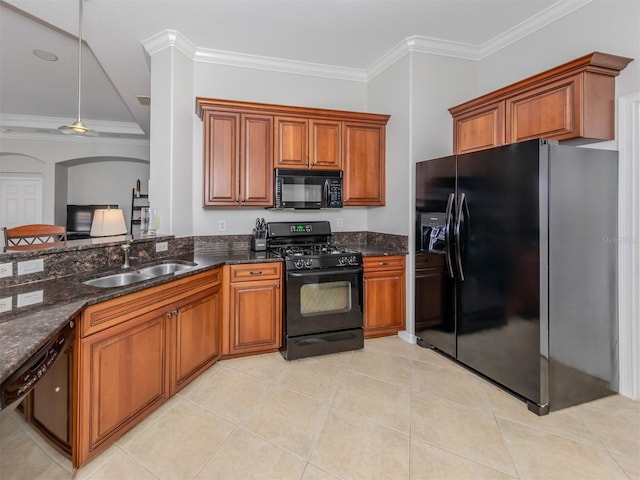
[0,262,12,278]
[337,218,344,228]
[17,259,44,276]
[155,241,168,252]
[0,297,12,314]
[218,220,226,232]
[17,290,44,308]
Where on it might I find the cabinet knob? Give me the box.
[379,262,389,266]
[54,386,60,393]
[276,284,280,289]
[250,271,263,275]
[166,312,172,318]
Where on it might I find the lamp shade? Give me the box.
[90,208,127,237]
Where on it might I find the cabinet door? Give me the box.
[453,101,505,154]
[203,110,240,206]
[169,287,221,394]
[506,74,580,143]
[309,119,341,170]
[228,279,282,355]
[77,309,166,463]
[274,116,308,169]
[363,257,406,338]
[343,122,386,206]
[240,114,273,206]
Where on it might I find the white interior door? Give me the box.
[0,175,44,227]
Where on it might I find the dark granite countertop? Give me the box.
[0,229,408,386]
[357,246,408,257]
[0,250,280,385]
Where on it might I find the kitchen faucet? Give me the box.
[121,243,132,269]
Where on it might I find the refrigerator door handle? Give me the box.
[454,192,467,280]
[444,192,455,278]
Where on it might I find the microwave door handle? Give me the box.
[324,180,330,205]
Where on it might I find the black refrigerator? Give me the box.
[415,139,618,414]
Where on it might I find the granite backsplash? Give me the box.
[0,231,406,289]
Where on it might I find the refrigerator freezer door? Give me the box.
[415,156,456,356]
[455,140,543,405]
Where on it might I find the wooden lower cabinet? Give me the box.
[78,310,167,462]
[222,262,282,357]
[168,287,221,395]
[363,256,406,338]
[75,269,222,468]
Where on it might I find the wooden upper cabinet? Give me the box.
[275,116,308,168]
[201,109,273,207]
[202,110,239,205]
[241,114,273,206]
[196,98,389,206]
[453,101,505,154]
[309,119,341,170]
[343,121,386,206]
[450,52,633,154]
[275,117,342,170]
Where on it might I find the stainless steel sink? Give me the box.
[83,261,198,288]
[83,272,152,288]
[137,262,195,277]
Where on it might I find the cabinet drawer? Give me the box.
[228,262,282,282]
[363,255,405,272]
[415,252,446,270]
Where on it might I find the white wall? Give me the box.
[66,160,150,233]
[367,55,411,236]
[0,134,150,224]
[476,0,639,101]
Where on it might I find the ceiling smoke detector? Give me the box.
[136,95,151,106]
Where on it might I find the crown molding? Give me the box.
[142,29,198,59]
[194,46,367,82]
[478,0,594,59]
[367,0,594,80]
[143,29,367,82]
[0,129,150,146]
[0,114,146,136]
[144,2,593,83]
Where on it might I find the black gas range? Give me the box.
[266,221,364,360]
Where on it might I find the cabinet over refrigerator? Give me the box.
[415,139,618,414]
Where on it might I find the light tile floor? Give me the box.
[1,336,639,480]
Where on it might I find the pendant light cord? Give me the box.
[76,0,83,123]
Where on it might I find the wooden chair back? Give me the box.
[3,224,68,252]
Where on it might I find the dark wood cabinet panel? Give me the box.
[197,98,389,206]
[363,256,406,338]
[343,122,386,206]
[223,263,282,357]
[450,52,633,154]
[453,101,505,154]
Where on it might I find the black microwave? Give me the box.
[274,169,343,209]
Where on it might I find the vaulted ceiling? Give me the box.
[0,0,591,139]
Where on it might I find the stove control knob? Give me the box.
[304,259,313,268]
[348,255,359,265]
[337,257,347,266]
[294,259,305,269]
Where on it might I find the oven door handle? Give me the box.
[287,267,363,278]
